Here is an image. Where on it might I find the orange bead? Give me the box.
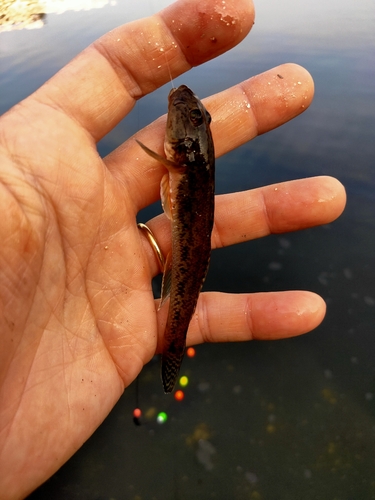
[133,408,142,418]
[174,390,184,401]
[186,347,196,358]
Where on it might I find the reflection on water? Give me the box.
[0,0,114,32]
[1,0,374,498]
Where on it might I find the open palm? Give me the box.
[0,0,346,498]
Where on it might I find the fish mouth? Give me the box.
[168,85,195,104]
[171,97,186,107]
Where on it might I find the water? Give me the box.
[1,0,375,498]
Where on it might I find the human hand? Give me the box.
[0,0,346,497]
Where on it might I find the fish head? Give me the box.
[164,85,212,164]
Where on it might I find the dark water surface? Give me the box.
[1,0,375,499]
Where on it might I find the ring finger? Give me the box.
[138,175,346,278]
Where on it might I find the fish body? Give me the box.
[137,85,215,393]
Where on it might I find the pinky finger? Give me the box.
[185,290,326,345]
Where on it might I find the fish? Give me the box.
[137,85,215,393]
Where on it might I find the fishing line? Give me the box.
[133,376,142,426]
[163,49,175,89]
[155,43,175,90]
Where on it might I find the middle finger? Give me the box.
[106,63,314,211]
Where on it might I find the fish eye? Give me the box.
[189,108,203,126]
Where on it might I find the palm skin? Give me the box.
[0,0,346,498]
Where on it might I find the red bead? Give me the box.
[174,390,184,401]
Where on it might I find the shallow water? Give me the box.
[1,1,374,498]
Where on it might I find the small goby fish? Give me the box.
[137,85,215,393]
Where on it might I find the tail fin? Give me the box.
[161,349,185,393]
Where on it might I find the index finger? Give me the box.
[30,0,254,142]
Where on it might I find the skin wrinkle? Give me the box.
[212,195,247,248]
[91,42,142,103]
[89,251,149,293]
[51,188,104,297]
[62,286,92,324]
[211,219,225,249]
[99,171,140,238]
[1,268,41,366]
[94,284,151,341]
[2,128,97,281]
[0,313,48,442]
[30,94,84,134]
[246,65,314,135]
[111,158,146,204]
[93,15,189,104]
[0,166,46,229]
[33,59,122,144]
[196,293,212,343]
[127,149,166,212]
[32,290,62,337]
[96,289,126,317]
[61,333,84,418]
[244,295,255,341]
[22,359,67,394]
[63,248,86,290]
[207,91,256,155]
[240,81,260,135]
[151,13,195,79]
[0,399,21,447]
[19,101,99,197]
[259,187,272,237]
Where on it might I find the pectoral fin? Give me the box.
[136,140,181,171]
[160,173,172,220]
